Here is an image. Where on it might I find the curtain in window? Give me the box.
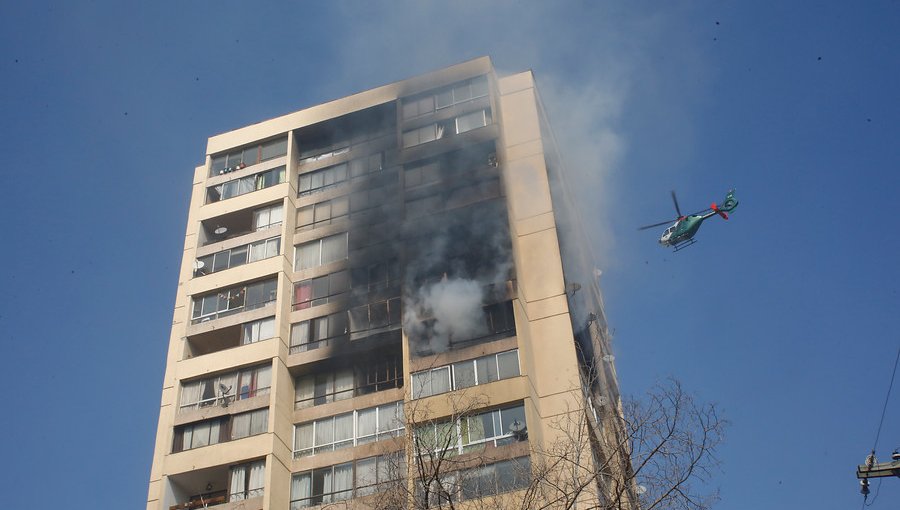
[232,413,251,439]
[357,408,377,443]
[453,361,477,390]
[250,408,268,435]
[296,376,314,408]
[497,351,520,379]
[209,420,221,445]
[477,356,498,385]
[291,473,311,509]
[321,233,347,265]
[294,282,312,310]
[321,469,334,503]
[247,461,265,498]
[229,465,247,501]
[180,382,200,409]
[334,413,354,449]
[315,418,334,451]
[266,238,280,258]
[259,317,275,340]
[334,369,354,401]
[249,241,267,262]
[257,365,272,395]
[355,457,377,495]
[433,367,452,394]
[333,463,353,501]
[295,423,314,454]
[295,243,318,270]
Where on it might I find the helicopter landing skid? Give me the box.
[672,239,697,252]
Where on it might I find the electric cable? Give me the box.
[860,346,900,508]
[871,346,900,454]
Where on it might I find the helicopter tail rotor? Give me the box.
[711,202,729,220]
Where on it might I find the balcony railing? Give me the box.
[191,298,276,325]
[178,387,271,413]
[169,491,227,510]
[294,378,402,410]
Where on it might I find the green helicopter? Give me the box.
[639,189,739,251]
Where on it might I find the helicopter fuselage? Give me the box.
[658,214,711,247]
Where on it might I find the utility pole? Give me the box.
[856,451,900,499]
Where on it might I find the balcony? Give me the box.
[200,202,283,247]
[190,278,277,326]
[165,460,264,510]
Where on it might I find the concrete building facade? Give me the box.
[147,57,627,510]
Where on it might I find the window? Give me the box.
[294,232,348,271]
[404,160,441,188]
[191,279,277,323]
[175,417,225,452]
[293,401,404,457]
[401,76,488,120]
[298,162,347,196]
[411,350,520,399]
[206,166,286,203]
[231,408,269,440]
[455,109,492,134]
[296,196,349,231]
[294,355,403,409]
[179,364,272,412]
[229,460,266,502]
[415,403,526,456]
[349,152,383,178]
[484,301,515,335]
[173,408,268,452]
[348,297,401,337]
[298,145,349,165]
[290,312,349,353]
[295,368,354,409]
[411,367,451,400]
[401,108,492,148]
[211,137,287,176]
[350,259,401,293]
[458,457,530,501]
[293,270,349,311]
[241,317,275,345]
[291,454,404,509]
[253,203,283,231]
[195,237,281,277]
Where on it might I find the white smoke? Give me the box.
[403,277,487,355]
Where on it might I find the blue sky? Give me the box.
[1,2,898,509]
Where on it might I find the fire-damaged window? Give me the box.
[294,233,348,271]
[401,75,489,120]
[298,153,383,196]
[401,108,492,148]
[350,259,401,294]
[297,196,349,231]
[408,300,516,355]
[294,354,403,409]
[290,312,349,353]
[404,160,441,188]
[293,270,350,311]
[210,136,287,177]
[349,297,402,339]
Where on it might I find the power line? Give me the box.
[871,346,900,453]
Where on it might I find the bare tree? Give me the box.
[366,378,725,510]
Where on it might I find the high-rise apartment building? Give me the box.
[147,57,629,510]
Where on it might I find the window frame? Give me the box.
[411,350,520,399]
